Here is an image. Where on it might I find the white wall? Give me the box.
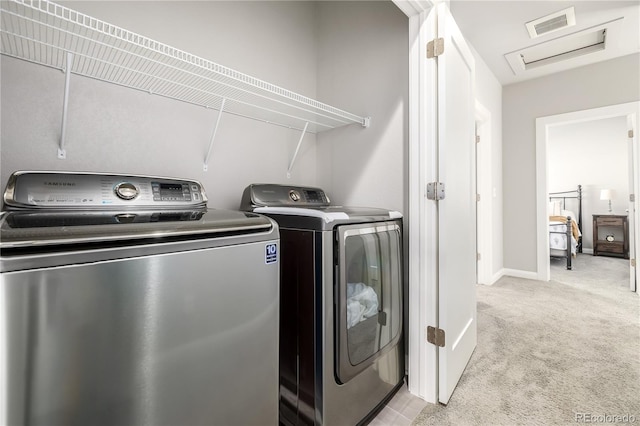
[451,0,503,283]
[315,1,408,214]
[313,1,407,365]
[548,116,629,250]
[503,53,640,273]
[469,45,503,283]
[1,1,321,210]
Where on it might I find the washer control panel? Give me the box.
[3,171,208,209]
[240,183,330,209]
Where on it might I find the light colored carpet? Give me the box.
[412,254,640,425]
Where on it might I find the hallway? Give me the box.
[411,255,639,425]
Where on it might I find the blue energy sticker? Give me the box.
[265,243,278,264]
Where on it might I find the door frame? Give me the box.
[535,101,640,284]
[400,0,437,403]
[628,113,638,292]
[476,101,492,285]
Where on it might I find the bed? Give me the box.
[549,185,583,270]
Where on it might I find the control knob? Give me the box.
[114,182,139,200]
[289,190,301,202]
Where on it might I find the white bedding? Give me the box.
[549,221,578,255]
[346,282,379,329]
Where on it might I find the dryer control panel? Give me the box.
[3,171,208,210]
[241,184,330,209]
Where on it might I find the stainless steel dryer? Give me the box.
[0,171,280,426]
[240,184,404,426]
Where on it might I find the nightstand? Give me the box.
[592,214,628,258]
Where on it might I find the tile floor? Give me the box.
[369,384,428,425]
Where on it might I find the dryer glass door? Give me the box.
[335,221,402,383]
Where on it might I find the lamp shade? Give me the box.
[600,189,613,201]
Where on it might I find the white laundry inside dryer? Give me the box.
[346,282,379,328]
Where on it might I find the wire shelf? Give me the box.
[0,0,369,134]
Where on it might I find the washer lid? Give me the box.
[0,209,273,250]
[254,206,402,224]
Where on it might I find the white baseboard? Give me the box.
[489,268,505,285]
[488,267,546,284]
[502,268,539,281]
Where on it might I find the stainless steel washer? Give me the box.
[1,171,280,426]
[240,184,405,426]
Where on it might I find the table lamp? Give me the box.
[600,189,613,213]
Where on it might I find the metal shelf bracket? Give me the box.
[203,98,226,172]
[287,122,309,179]
[58,52,73,159]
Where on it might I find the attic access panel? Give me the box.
[521,29,606,69]
[505,18,622,75]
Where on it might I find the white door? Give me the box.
[402,0,477,404]
[434,3,477,404]
[628,114,638,292]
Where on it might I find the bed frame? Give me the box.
[549,185,583,269]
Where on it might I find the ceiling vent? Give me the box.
[526,7,576,38]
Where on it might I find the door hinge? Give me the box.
[476,194,481,202]
[632,258,636,267]
[476,135,480,144]
[477,252,482,261]
[427,38,444,58]
[631,194,635,202]
[629,130,634,138]
[426,182,445,200]
[427,326,445,347]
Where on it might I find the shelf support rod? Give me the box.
[287,121,309,179]
[58,52,74,159]
[203,98,226,172]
